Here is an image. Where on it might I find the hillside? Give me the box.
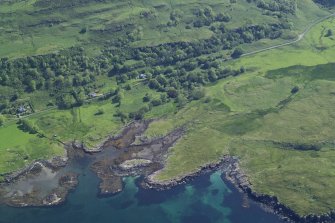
[1,0,335,219]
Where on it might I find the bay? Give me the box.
[0,168,284,223]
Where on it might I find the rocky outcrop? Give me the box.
[144,156,237,190]
[119,159,152,171]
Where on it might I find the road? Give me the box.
[228,11,335,60]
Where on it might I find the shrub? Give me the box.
[0,115,5,126]
[95,108,104,115]
[231,47,244,58]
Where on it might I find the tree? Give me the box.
[95,108,104,115]
[0,99,9,112]
[74,90,85,106]
[325,29,333,37]
[11,93,19,102]
[208,69,218,82]
[124,84,132,90]
[167,88,179,98]
[54,75,65,89]
[19,119,39,134]
[231,47,244,58]
[291,86,299,94]
[148,79,161,89]
[0,115,5,126]
[28,80,36,92]
[176,95,187,107]
[112,90,124,106]
[160,94,167,103]
[143,93,152,102]
[156,75,168,86]
[57,94,76,109]
[79,27,87,34]
[190,88,205,100]
[151,99,162,106]
[215,13,231,22]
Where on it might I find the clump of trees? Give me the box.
[325,29,333,37]
[95,108,104,115]
[0,115,5,126]
[251,0,297,15]
[192,6,231,28]
[19,119,39,134]
[291,86,299,94]
[231,47,244,58]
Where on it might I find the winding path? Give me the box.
[230,11,335,59]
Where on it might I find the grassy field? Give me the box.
[0,81,167,175]
[28,82,166,146]
[152,16,335,215]
[0,124,64,179]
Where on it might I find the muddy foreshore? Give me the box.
[0,156,78,207]
[1,120,334,223]
[89,120,185,196]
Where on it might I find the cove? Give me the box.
[0,169,284,223]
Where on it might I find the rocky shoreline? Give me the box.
[2,156,68,184]
[0,158,77,207]
[90,121,185,197]
[1,120,334,223]
[144,155,335,223]
[144,156,235,190]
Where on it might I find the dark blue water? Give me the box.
[0,168,284,223]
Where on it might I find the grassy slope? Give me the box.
[0,0,229,58]
[1,0,324,58]
[151,16,335,215]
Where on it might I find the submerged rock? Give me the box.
[119,159,152,170]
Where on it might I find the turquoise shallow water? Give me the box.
[0,168,284,223]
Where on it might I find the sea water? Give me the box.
[0,168,284,223]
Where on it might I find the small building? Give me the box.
[88,92,103,98]
[17,106,26,114]
[139,74,147,79]
[88,92,98,98]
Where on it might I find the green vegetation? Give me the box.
[0,115,5,126]
[152,15,335,215]
[0,124,64,177]
[1,0,335,217]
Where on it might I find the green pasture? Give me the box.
[0,124,64,176]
